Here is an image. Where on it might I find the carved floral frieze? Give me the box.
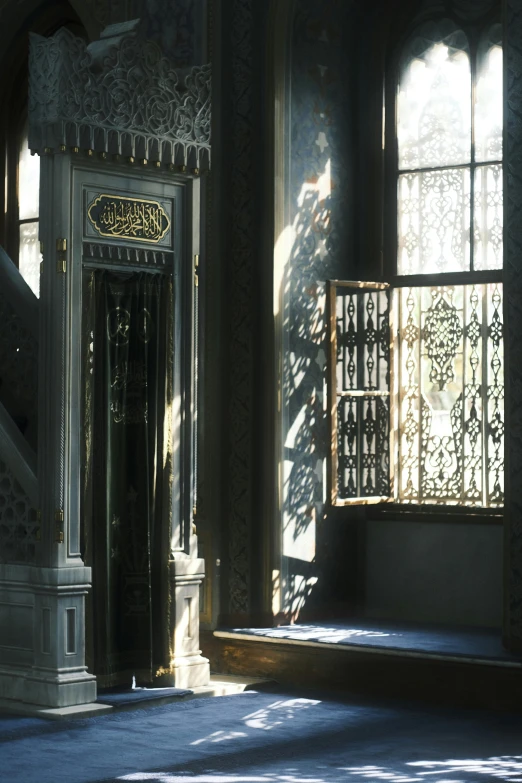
[29,26,211,170]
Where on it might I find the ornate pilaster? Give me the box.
[224,0,255,617]
[504,0,522,648]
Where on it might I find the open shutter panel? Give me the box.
[328,280,392,506]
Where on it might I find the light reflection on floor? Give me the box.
[189,698,322,746]
[4,688,522,783]
[232,625,394,644]
[119,756,522,783]
[342,756,522,781]
[120,776,322,782]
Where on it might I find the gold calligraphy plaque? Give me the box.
[87,194,171,243]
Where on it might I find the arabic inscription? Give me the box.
[88,194,171,243]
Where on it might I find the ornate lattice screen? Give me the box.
[329,281,504,509]
[328,282,391,505]
[328,20,504,511]
[397,284,504,506]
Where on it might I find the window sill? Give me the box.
[366,503,503,525]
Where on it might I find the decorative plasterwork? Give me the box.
[143,0,203,66]
[225,0,255,615]
[28,26,211,171]
[0,459,39,565]
[505,0,522,646]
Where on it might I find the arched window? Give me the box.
[0,3,86,298]
[17,121,41,297]
[397,21,502,275]
[328,16,504,510]
[396,21,503,507]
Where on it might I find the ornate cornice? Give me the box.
[28,25,211,171]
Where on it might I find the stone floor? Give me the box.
[3,686,522,783]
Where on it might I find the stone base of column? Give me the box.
[25,668,97,708]
[0,564,96,709]
[170,653,210,689]
[169,556,210,690]
[0,666,97,708]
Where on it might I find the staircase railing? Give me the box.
[0,246,39,338]
[0,399,38,501]
[0,246,39,451]
[0,245,39,564]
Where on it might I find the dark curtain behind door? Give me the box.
[82,270,173,686]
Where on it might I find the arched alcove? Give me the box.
[266,0,504,632]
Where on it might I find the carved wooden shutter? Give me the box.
[327,281,391,506]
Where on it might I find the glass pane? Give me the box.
[475,30,502,163]
[474,164,503,271]
[398,168,470,275]
[19,221,41,298]
[18,131,40,221]
[397,284,503,507]
[398,24,471,170]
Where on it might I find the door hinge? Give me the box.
[56,239,67,273]
[194,254,199,287]
[54,509,64,543]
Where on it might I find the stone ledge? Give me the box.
[0,674,271,719]
[0,697,112,720]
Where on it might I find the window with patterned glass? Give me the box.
[1,8,84,299]
[398,21,502,275]
[328,19,503,509]
[17,122,41,298]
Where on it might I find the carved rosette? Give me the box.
[28,27,211,171]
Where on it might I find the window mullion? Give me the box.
[461,285,468,506]
[481,286,489,507]
[417,288,422,504]
[356,293,364,496]
[470,36,477,273]
[391,286,399,502]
